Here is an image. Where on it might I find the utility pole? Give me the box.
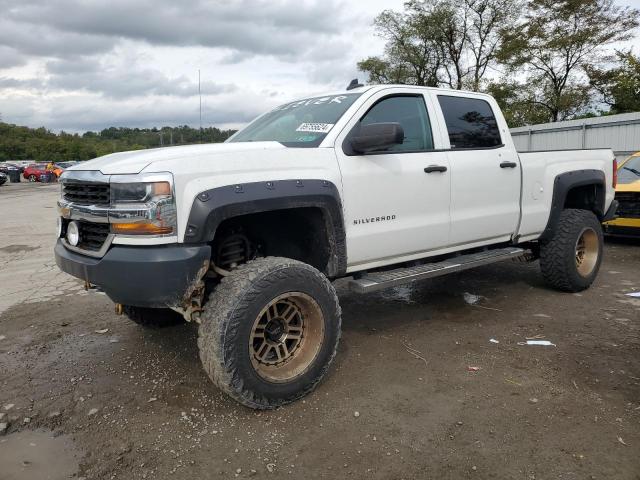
[198,69,202,143]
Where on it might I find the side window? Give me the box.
[437,96,502,149]
[359,95,434,152]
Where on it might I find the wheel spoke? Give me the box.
[256,342,270,361]
[283,305,299,324]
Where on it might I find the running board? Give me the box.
[348,247,526,294]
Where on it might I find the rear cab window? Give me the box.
[437,95,502,149]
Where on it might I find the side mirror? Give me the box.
[349,122,404,154]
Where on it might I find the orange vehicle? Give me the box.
[603,152,640,236]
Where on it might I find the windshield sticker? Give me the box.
[274,95,351,112]
[296,123,334,133]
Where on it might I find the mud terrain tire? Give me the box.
[540,209,603,292]
[198,257,341,409]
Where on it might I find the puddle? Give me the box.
[0,429,80,480]
[0,245,39,254]
[380,285,416,304]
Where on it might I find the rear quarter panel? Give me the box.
[517,149,615,240]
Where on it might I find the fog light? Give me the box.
[66,221,80,246]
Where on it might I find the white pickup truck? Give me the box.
[55,83,618,409]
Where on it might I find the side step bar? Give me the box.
[348,247,526,294]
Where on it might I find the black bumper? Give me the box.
[55,240,211,308]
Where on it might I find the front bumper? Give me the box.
[55,240,211,308]
[603,217,640,237]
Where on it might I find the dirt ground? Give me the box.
[1,182,639,480]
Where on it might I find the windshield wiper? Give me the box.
[623,166,640,177]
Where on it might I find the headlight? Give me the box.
[109,173,177,236]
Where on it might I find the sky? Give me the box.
[0,0,639,133]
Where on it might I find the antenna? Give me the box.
[346,78,364,90]
[198,69,202,143]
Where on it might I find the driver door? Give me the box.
[334,91,451,270]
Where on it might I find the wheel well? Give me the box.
[564,183,605,217]
[211,208,333,275]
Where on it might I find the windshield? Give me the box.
[228,93,362,147]
[619,155,640,183]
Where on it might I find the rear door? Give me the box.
[433,93,521,246]
[334,89,451,269]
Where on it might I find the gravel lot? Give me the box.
[1,181,639,479]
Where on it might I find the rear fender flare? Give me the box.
[539,169,605,242]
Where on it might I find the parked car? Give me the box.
[0,172,7,186]
[23,164,55,182]
[603,151,640,236]
[56,161,79,169]
[0,162,23,175]
[55,83,617,409]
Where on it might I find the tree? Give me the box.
[0,122,236,162]
[358,8,444,86]
[358,0,522,91]
[587,50,640,114]
[499,0,639,122]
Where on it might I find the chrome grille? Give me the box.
[63,182,110,206]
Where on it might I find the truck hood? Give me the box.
[68,142,287,175]
[616,179,640,192]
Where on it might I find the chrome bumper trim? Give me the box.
[61,234,115,259]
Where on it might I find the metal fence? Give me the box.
[510,111,640,162]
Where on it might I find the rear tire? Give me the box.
[28,174,37,182]
[122,306,184,328]
[198,257,341,409]
[539,209,603,292]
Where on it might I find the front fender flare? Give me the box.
[183,179,346,277]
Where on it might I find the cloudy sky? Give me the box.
[0,0,638,132]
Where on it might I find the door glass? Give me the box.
[359,96,433,152]
[437,96,501,149]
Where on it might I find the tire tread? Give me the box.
[539,209,603,292]
[198,257,341,409]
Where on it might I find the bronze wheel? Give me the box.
[540,209,603,292]
[250,292,324,383]
[198,257,341,409]
[575,227,599,277]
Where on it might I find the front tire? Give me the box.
[28,174,37,182]
[198,257,341,409]
[539,209,603,292]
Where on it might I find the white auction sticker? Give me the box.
[296,123,334,133]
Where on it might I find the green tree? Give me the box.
[358,0,522,91]
[0,123,236,163]
[498,0,639,122]
[587,50,640,114]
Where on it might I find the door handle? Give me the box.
[500,161,518,168]
[424,165,447,173]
